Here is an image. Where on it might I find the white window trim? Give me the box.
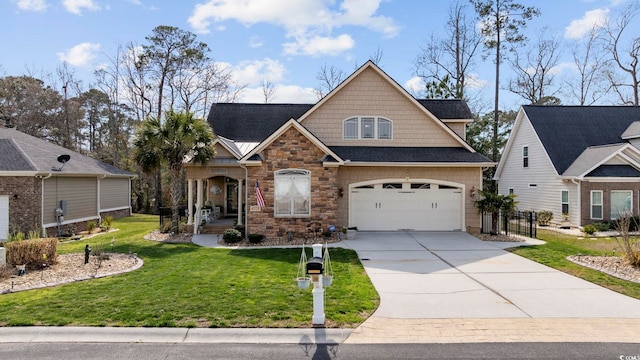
[591,190,603,220]
[343,116,393,140]
[561,190,569,216]
[522,145,529,168]
[274,169,311,218]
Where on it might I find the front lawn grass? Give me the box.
[0,214,379,328]
[509,228,640,299]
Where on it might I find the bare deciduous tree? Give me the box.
[602,3,640,105]
[508,30,562,104]
[261,79,276,103]
[415,0,482,99]
[564,27,608,105]
[314,64,345,100]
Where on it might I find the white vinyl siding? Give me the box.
[497,112,579,225]
[591,191,603,220]
[611,190,632,219]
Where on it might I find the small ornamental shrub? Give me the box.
[247,233,264,244]
[537,211,553,226]
[223,228,243,243]
[86,221,97,233]
[583,224,597,235]
[101,215,114,230]
[592,222,610,232]
[5,238,58,270]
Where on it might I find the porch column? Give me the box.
[187,179,194,225]
[196,179,203,209]
[237,179,243,226]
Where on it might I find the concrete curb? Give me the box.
[0,327,353,344]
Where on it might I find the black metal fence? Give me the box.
[481,210,537,238]
[159,206,188,229]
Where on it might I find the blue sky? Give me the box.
[1,0,635,110]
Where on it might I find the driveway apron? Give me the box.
[341,231,640,319]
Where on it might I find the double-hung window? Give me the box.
[591,191,603,220]
[561,190,569,215]
[523,146,529,168]
[274,169,311,217]
[343,117,392,140]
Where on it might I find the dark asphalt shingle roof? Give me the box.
[329,146,491,163]
[207,100,474,142]
[0,127,133,176]
[586,165,640,177]
[524,105,640,174]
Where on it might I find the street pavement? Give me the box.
[3,231,640,344]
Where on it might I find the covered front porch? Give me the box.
[184,165,247,232]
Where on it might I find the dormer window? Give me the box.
[343,117,392,140]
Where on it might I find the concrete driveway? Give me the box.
[340,231,640,319]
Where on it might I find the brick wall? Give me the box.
[0,176,42,235]
[580,181,640,225]
[246,127,338,239]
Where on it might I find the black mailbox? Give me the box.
[306,257,323,275]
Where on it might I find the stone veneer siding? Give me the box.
[246,127,338,239]
[0,176,42,235]
[580,181,640,226]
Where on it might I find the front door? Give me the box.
[226,181,238,216]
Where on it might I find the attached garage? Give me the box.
[349,180,463,231]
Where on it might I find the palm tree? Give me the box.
[133,111,215,233]
[474,190,518,235]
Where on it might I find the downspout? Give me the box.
[39,173,53,237]
[571,178,581,227]
[240,164,249,240]
[97,174,107,224]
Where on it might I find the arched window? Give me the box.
[343,116,393,140]
[274,169,311,217]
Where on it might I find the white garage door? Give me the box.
[0,196,8,241]
[350,182,462,231]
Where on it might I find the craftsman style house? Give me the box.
[495,105,640,227]
[0,127,134,240]
[184,61,493,238]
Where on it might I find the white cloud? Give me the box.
[564,8,609,39]
[15,0,47,11]
[249,36,263,48]
[63,0,101,15]
[404,76,424,94]
[283,34,355,56]
[238,84,317,103]
[57,42,102,67]
[225,58,286,86]
[188,0,398,56]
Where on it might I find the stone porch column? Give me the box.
[187,179,194,225]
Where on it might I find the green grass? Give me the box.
[0,214,379,328]
[509,228,640,299]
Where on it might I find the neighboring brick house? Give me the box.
[0,127,135,240]
[495,105,640,227]
[184,61,493,239]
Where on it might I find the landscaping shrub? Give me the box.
[610,216,640,232]
[592,222,610,232]
[582,224,597,235]
[86,221,97,233]
[537,210,553,226]
[8,231,25,242]
[223,228,243,243]
[101,215,114,230]
[233,225,246,237]
[247,233,264,244]
[5,238,58,270]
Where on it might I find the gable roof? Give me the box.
[522,105,640,175]
[239,119,344,166]
[0,127,133,177]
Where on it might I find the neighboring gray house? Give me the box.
[0,127,134,239]
[495,105,640,227]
